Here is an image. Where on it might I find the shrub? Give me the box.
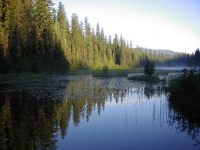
[167,64,200,123]
[103,65,109,75]
[176,65,200,91]
[144,60,155,76]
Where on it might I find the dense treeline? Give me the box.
[0,0,195,73]
[0,0,70,73]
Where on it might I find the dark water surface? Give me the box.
[0,75,199,150]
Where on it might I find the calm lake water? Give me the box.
[0,75,199,150]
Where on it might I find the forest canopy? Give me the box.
[0,0,197,73]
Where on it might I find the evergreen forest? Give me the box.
[0,0,199,74]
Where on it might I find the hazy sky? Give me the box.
[53,0,200,54]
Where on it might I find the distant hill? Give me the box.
[154,49,180,56]
[141,48,180,56]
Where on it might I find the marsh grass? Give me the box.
[127,75,161,82]
[154,69,179,74]
[93,69,131,77]
[0,73,43,86]
[77,68,177,77]
[0,68,178,83]
[70,68,144,76]
[0,73,42,78]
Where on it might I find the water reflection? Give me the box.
[0,92,59,149]
[144,84,155,99]
[0,75,199,149]
[168,105,200,146]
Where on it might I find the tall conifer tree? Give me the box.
[84,17,93,68]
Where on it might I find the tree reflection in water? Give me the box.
[0,92,59,150]
[0,75,199,149]
[144,84,155,100]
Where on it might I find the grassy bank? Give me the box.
[70,68,144,76]
[70,68,178,77]
[0,68,179,83]
[0,73,43,81]
[154,69,179,74]
[0,73,44,86]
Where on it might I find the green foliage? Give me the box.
[167,65,200,123]
[0,56,12,73]
[144,60,155,76]
[176,65,200,91]
[31,55,44,73]
[103,65,109,75]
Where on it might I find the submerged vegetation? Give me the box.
[167,65,200,123]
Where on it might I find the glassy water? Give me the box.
[0,75,199,150]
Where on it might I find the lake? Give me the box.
[0,75,199,150]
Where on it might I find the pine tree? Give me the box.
[56,2,70,59]
[93,44,99,68]
[33,0,56,72]
[54,2,70,72]
[70,13,82,69]
[119,35,126,66]
[20,0,35,72]
[84,17,93,68]
[100,28,106,65]
[113,34,120,65]
[5,0,24,71]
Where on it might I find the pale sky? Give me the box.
[53,0,200,54]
